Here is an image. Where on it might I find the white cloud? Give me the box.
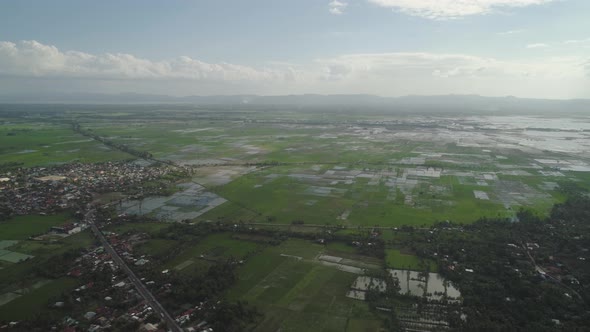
[367,0,554,19]
[526,43,549,48]
[498,29,525,35]
[329,0,348,15]
[564,38,590,45]
[310,52,588,98]
[0,40,295,82]
[0,40,587,98]
[316,52,583,80]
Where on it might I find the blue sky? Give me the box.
[0,0,589,98]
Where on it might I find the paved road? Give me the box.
[85,208,183,332]
[520,241,583,301]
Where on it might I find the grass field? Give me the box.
[2,109,588,329]
[201,165,514,227]
[0,213,71,240]
[3,112,579,230]
[135,239,178,257]
[0,277,78,321]
[0,122,132,167]
[163,233,263,274]
[227,239,383,332]
[0,213,96,321]
[105,221,171,235]
[385,249,437,271]
[0,229,94,290]
[325,242,358,254]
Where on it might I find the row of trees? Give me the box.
[71,121,153,159]
[127,221,262,330]
[405,196,590,330]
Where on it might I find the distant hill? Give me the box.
[0,93,589,114]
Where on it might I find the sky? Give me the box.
[0,0,589,99]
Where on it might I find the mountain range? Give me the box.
[1,93,589,114]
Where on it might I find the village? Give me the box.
[0,161,207,331]
[49,223,219,332]
[0,161,186,219]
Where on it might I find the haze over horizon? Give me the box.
[1,0,589,99]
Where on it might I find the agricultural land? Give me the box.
[1,104,590,331]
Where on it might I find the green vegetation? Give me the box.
[227,239,383,332]
[0,214,71,240]
[135,238,178,257]
[203,166,514,227]
[326,242,357,254]
[0,122,131,167]
[164,233,262,273]
[0,277,78,321]
[105,221,170,235]
[0,228,94,290]
[4,107,586,230]
[393,197,590,330]
[385,249,437,271]
[3,105,590,331]
[121,222,384,331]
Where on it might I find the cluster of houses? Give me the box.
[0,162,176,218]
[49,222,84,236]
[58,237,171,331]
[433,223,586,303]
[175,304,215,332]
[106,231,217,331]
[57,227,216,332]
